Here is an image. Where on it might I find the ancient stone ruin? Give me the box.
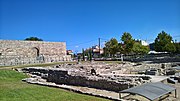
[0,40,71,66]
[22,62,153,92]
[19,61,180,100]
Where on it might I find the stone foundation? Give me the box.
[47,69,130,92]
[22,66,151,92]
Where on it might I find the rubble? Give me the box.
[21,62,156,92]
[19,61,180,100]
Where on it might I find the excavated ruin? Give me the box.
[22,62,153,92]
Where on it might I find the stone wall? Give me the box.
[22,67,144,92]
[47,69,130,92]
[0,40,71,66]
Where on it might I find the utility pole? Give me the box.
[98,38,100,57]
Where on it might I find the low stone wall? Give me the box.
[47,69,130,92]
[125,56,180,63]
[22,67,151,92]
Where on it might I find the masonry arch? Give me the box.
[32,47,40,57]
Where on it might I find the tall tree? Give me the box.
[121,32,133,43]
[174,43,180,53]
[121,32,134,54]
[82,48,85,61]
[164,43,176,53]
[149,43,155,50]
[84,48,92,61]
[104,38,119,56]
[104,41,111,56]
[154,31,176,52]
[25,37,43,41]
[132,42,149,54]
[89,48,92,61]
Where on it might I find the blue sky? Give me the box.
[0,0,180,53]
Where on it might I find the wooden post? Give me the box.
[175,89,177,98]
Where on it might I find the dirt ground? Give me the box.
[167,83,180,101]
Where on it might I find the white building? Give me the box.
[141,40,148,46]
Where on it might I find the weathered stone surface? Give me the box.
[0,40,71,66]
[22,77,121,100]
[22,66,151,92]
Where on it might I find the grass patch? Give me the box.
[0,61,122,69]
[0,70,109,101]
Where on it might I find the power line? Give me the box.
[100,38,109,41]
[67,39,97,46]
[173,35,180,37]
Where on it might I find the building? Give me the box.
[0,40,71,66]
[141,40,148,46]
[92,45,104,57]
[66,50,74,55]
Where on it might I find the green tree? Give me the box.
[104,38,119,57]
[89,48,92,61]
[174,43,180,53]
[82,48,85,61]
[132,42,149,54]
[25,37,43,41]
[164,43,176,53]
[154,31,176,53]
[132,42,142,54]
[117,43,124,54]
[104,41,111,56]
[149,43,155,50]
[84,48,94,61]
[121,32,134,54]
[142,45,150,54]
[121,32,133,43]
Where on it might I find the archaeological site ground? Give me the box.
[1,0,179,100]
[0,40,180,101]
